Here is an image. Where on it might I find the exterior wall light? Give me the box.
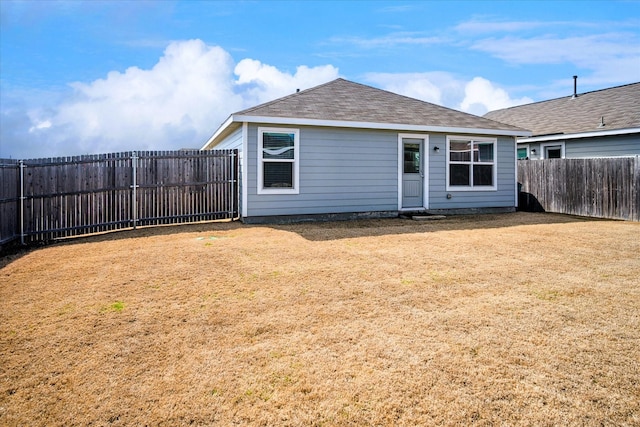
[433,146,440,152]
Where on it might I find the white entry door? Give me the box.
[401,137,424,209]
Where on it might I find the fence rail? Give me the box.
[518,157,639,221]
[1,150,238,246]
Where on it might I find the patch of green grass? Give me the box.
[101,301,125,313]
[532,289,560,301]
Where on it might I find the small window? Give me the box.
[546,146,562,159]
[517,147,528,160]
[258,127,299,194]
[446,136,497,191]
[540,142,565,159]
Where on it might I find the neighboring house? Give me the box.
[485,81,640,160]
[201,78,530,223]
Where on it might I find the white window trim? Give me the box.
[257,127,300,195]
[446,135,497,192]
[540,141,565,159]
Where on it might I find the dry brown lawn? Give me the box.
[1,212,639,426]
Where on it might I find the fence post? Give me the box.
[230,150,236,220]
[131,151,138,230]
[19,160,25,245]
[631,156,640,221]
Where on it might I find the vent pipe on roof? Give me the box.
[296,88,300,93]
[572,75,578,99]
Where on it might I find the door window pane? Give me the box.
[404,144,420,174]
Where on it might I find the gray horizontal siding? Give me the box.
[520,133,639,160]
[429,135,516,209]
[246,125,398,217]
[565,134,640,158]
[214,126,243,151]
[244,125,517,217]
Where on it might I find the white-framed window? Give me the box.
[540,142,565,159]
[446,135,497,191]
[257,127,300,194]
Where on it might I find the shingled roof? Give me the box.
[485,82,640,137]
[236,78,525,132]
[203,79,528,148]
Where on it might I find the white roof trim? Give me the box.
[202,114,531,148]
[233,115,531,137]
[518,127,640,143]
[201,115,234,150]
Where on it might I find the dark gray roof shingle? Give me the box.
[236,78,525,132]
[484,82,640,136]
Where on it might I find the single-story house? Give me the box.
[485,80,640,160]
[201,78,530,223]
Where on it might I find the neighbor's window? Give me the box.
[517,147,528,160]
[258,127,299,194]
[447,136,497,190]
[546,148,562,159]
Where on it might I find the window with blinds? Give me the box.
[258,128,300,194]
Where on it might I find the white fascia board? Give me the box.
[200,115,235,150]
[231,114,532,137]
[518,127,640,143]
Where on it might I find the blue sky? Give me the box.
[1,0,639,159]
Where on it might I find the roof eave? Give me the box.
[200,115,239,150]
[517,127,640,143]
[217,114,531,138]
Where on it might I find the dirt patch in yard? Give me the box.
[1,212,639,426]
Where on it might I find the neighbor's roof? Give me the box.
[485,82,640,140]
[203,78,529,149]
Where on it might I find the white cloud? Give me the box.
[460,77,533,115]
[471,32,640,86]
[235,59,339,106]
[364,72,451,104]
[455,18,640,34]
[330,32,444,49]
[5,40,339,158]
[365,72,530,115]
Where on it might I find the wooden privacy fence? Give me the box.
[518,157,640,221]
[0,150,238,245]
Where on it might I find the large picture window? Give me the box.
[258,127,299,194]
[446,136,497,191]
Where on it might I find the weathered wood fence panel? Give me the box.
[1,159,20,245]
[1,150,238,246]
[518,157,639,221]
